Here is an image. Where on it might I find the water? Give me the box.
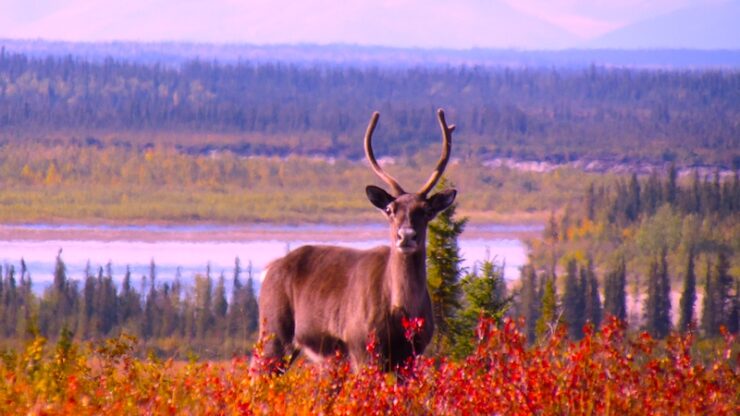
[0,223,533,293]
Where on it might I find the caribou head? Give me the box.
[253,109,456,374]
[364,109,457,256]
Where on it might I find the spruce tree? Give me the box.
[714,252,732,330]
[194,273,214,340]
[213,271,228,338]
[657,248,672,337]
[118,265,141,333]
[519,264,540,344]
[243,261,259,336]
[604,256,627,322]
[562,258,584,339]
[426,178,467,353]
[644,249,671,338]
[227,257,244,339]
[627,173,641,221]
[453,258,510,357]
[678,248,696,332]
[728,279,739,334]
[701,257,718,336]
[78,268,96,338]
[535,275,558,341]
[665,163,678,205]
[583,257,602,329]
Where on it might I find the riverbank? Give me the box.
[0,221,543,243]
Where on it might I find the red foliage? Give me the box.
[1,317,737,415]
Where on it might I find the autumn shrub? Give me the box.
[0,317,737,415]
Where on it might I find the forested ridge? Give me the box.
[1,49,738,166]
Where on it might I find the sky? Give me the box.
[0,0,736,49]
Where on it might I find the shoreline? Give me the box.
[0,222,543,243]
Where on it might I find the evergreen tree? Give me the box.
[213,271,228,338]
[194,273,214,340]
[243,261,259,336]
[562,258,585,340]
[78,266,96,338]
[585,182,596,221]
[453,258,510,357]
[158,283,179,338]
[626,173,642,221]
[665,163,678,205]
[519,264,540,344]
[117,265,141,334]
[41,250,76,336]
[535,275,559,341]
[426,178,467,353]
[728,279,739,335]
[583,257,602,329]
[143,260,159,339]
[714,252,733,329]
[657,248,672,337]
[701,257,718,336]
[678,248,697,332]
[644,249,671,338]
[227,257,244,339]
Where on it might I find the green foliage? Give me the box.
[643,249,671,339]
[535,276,559,341]
[701,252,734,337]
[582,257,602,329]
[678,249,697,332]
[452,258,511,358]
[519,264,541,344]
[0,255,258,359]
[526,165,738,340]
[562,258,585,339]
[603,255,627,322]
[635,204,683,256]
[426,178,468,354]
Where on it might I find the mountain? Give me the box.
[2,39,739,69]
[590,1,740,49]
[0,0,576,50]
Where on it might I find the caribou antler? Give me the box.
[418,108,454,196]
[364,111,405,195]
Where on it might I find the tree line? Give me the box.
[1,50,738,166]
[0,254,259,358]
[515,167,738,343]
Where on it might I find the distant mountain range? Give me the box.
[588,0,740,49]
[1,39,739,69]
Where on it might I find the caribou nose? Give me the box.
[398,227,416,242]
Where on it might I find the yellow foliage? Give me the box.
[571,218,595,240]
[21,164,36,183]
[144,148,155,162]
[44,163,61,186]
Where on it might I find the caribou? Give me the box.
[254,109,456,373]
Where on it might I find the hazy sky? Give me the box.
[0,0,734,49]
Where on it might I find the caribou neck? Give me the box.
[387,248,427,316]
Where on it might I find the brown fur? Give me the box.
[254,110,456,373]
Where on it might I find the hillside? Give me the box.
[1,50,738,168]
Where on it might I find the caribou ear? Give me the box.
[427,189,457,215]
[366,185,395,210]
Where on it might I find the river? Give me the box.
[0,223,540,293]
